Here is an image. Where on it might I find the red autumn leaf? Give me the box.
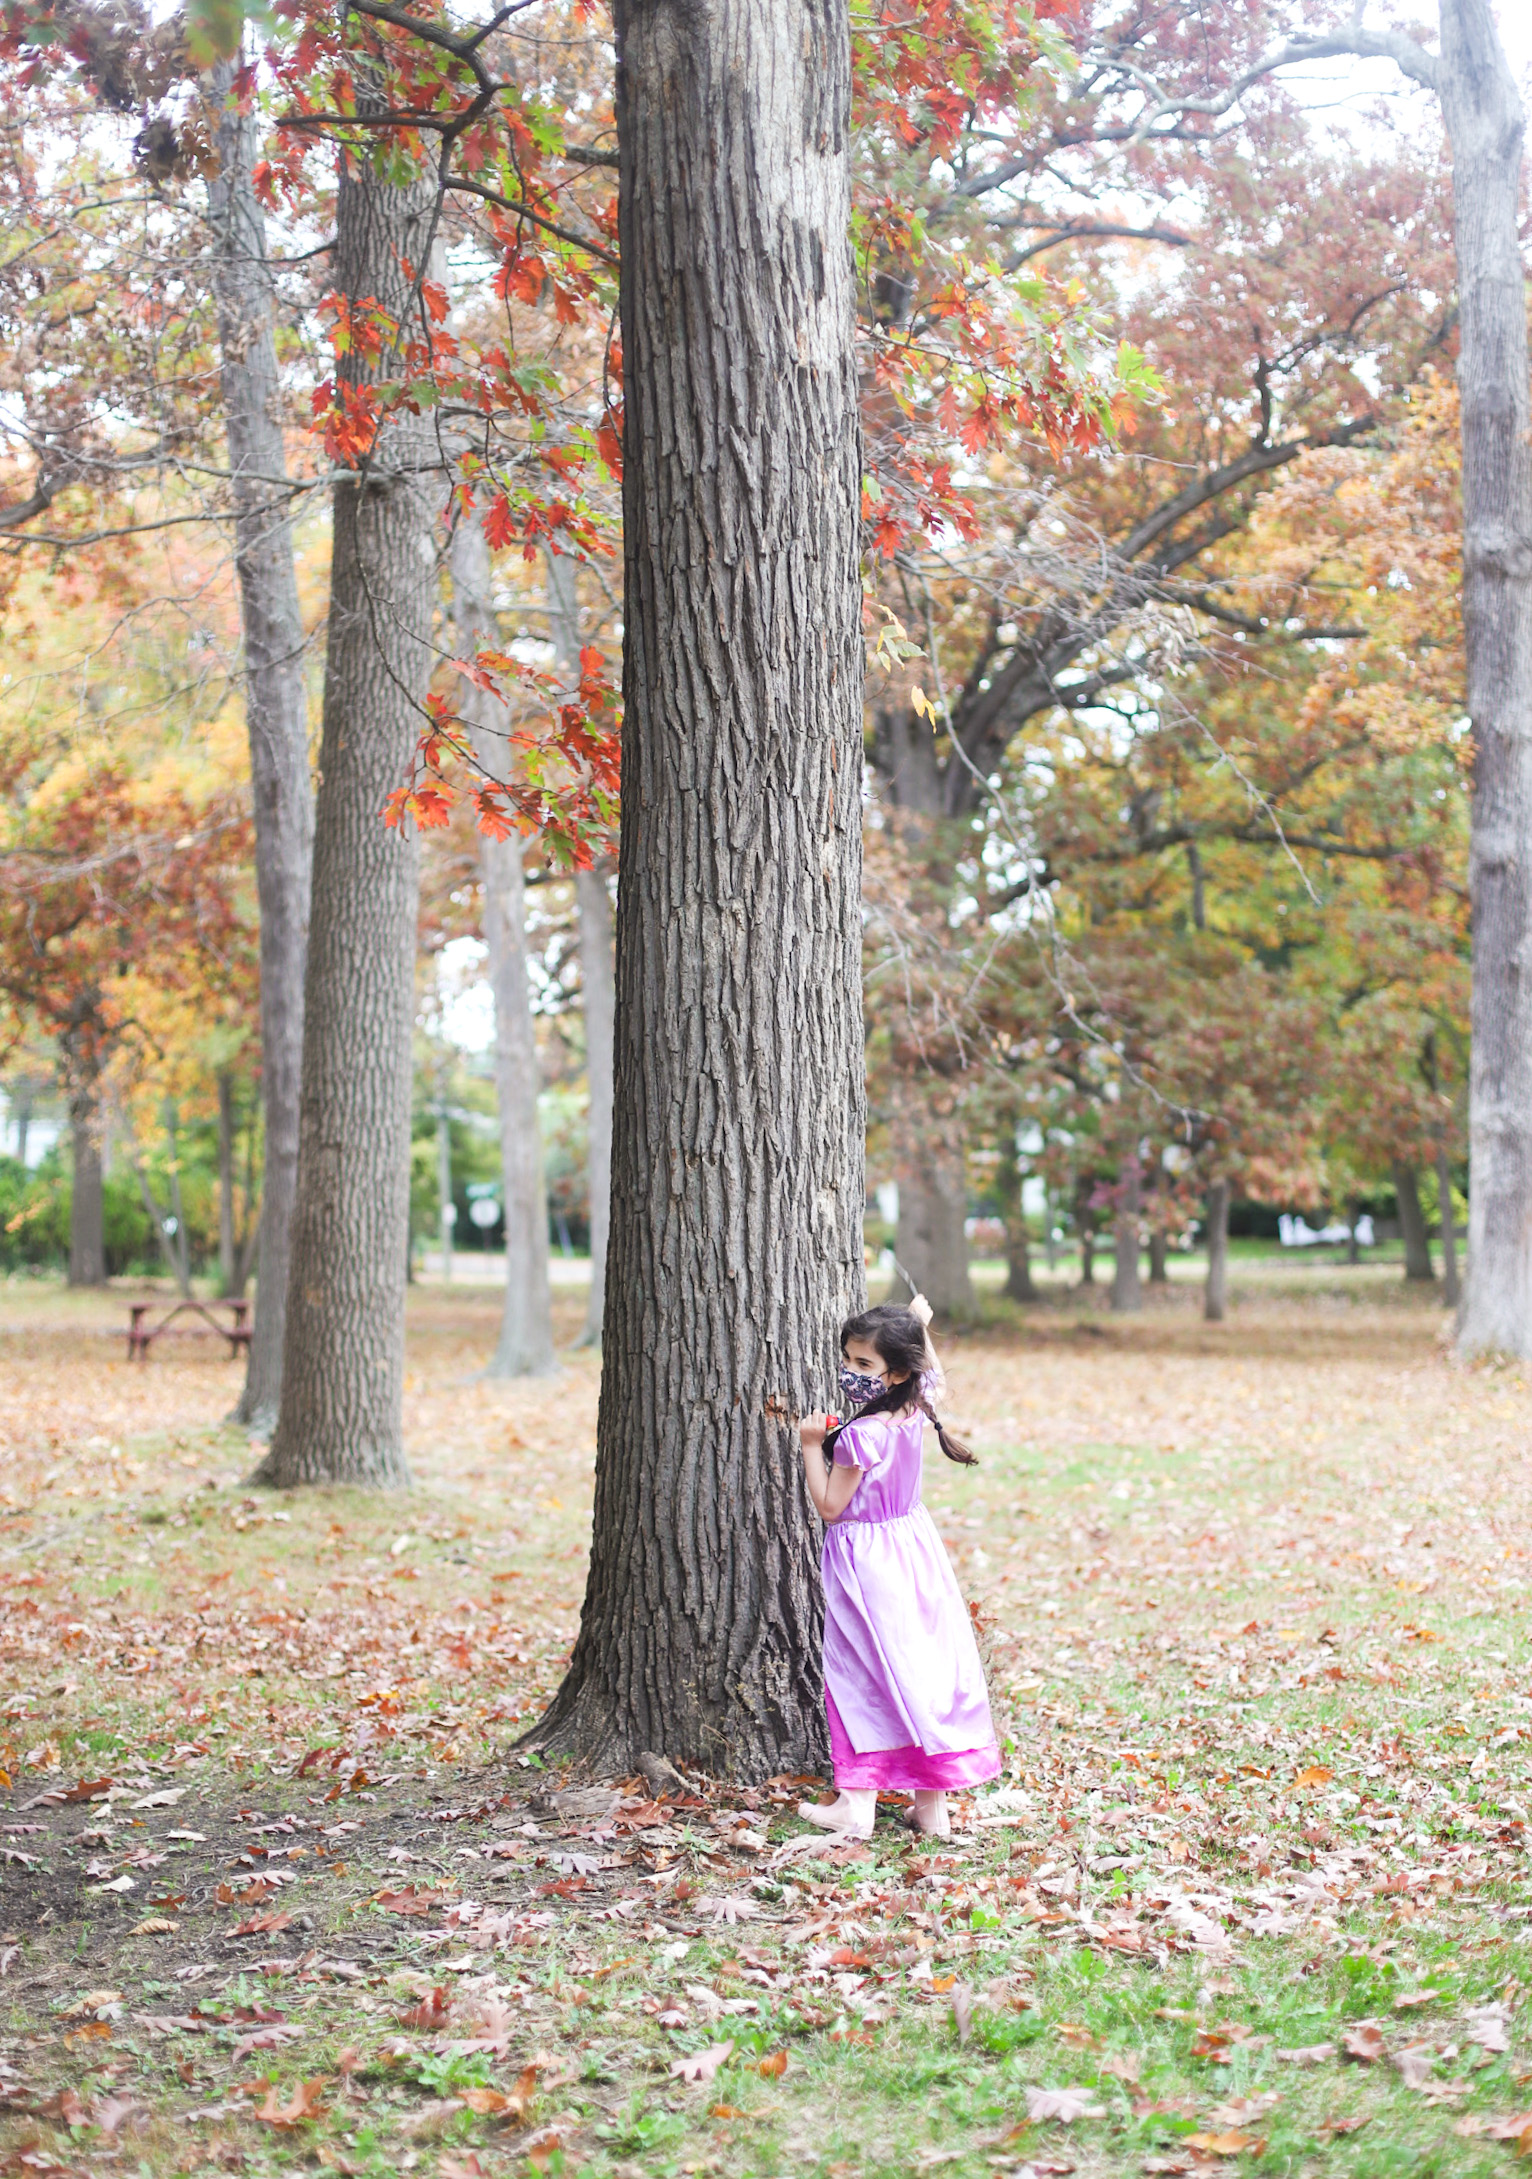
[481,492,518,552]
[394,1986,450,2029]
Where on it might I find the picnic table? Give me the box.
[126,1297,251,1362]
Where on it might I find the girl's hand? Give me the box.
[799,1412,832,1446]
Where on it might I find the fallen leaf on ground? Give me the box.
[252,2078,327,2127]
[230,2025,307,2062]
[1276,2043,1335,2064]
[1026,2087,1104,2123]
[520,2122,574,2172]
[395,1988,450,2030]
[1293,1766,1333,1789]
[756,2050,788,2078]
[372,1886,446,1916]
[35,2091,85,2126]
[90,2096,142,2140]
[231,1911,292,1937]
[1342,2023,1385,2063]
[1394,2041,1438,2090]
[60,1991,121,2020]
[1319,2115,1370,2140]
[670,2042,733,2084]
[1186,2131,1264,2158]
[1467,2004,1512,2054]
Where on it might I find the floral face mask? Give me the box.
[838,1363,885,1406]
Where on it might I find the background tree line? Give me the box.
[0,0,1523,1773]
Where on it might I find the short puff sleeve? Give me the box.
[831,1417,890,1472]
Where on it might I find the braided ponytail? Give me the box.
[824,1300,976,1468]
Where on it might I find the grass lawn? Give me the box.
[0,1261,1527,2179]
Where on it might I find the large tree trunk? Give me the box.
[1440,1,1532,1355]
[575,862,615,1348]
[254,131,440,1489]
[1393,1159,1435,1282]
[206,59,315,1432]
[67,1081,104,1288]
[450,516,557,1375]
[1111,1156,1142,1313]
[545,546,614,1355]
[1204,1177,1229,1323]
[534,0,865,1775]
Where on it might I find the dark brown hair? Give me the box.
[822,1303,976,1466]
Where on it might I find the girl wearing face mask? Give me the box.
[797,1299,999,1839]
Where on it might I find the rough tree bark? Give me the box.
[254,131,441,1489]
[896,1123,975,1318]
[205,58,315,1431]
[67,1080,104,1288]
[1204,1177,1230,1323]
[451,516,557,1376]
[533,0,866,1775]
[1111,1156,1142,1313]
[1393,1159,1436,1283]
[545,546,615,1353]
[1432,0,1532,1354]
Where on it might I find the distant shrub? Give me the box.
[0,1153,157,1275]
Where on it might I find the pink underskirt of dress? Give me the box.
[826,1687,1000,1792]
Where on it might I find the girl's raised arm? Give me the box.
[799,1413,863,1522]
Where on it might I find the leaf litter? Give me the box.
[0,1275,1529,2172]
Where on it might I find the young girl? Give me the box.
[798,1300,999,1839]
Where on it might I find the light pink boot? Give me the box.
[910,1790,950,1838]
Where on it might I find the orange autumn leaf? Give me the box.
[253,2077,327,2127]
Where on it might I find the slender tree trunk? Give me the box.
[894,1109,975,1318]
[544,548,617,1353]
[67,1081,104,1288]
[575,862,615,1347]
[205,59,315,1431]
[994,1124,1035,1301]
[1204,1178,1229,1323]
[450,516,558,1375]
[1435,2,1532,1354]
[1347,1200,1362,1266]
[255,132,441,1489]
[1111,1157,1142,1313]
[217,1069,236,1294]
[1436,1144,1462,1309]
[534,0,865,1775]
[436,1091,453,1286]
[480,843,555,1374]
[1393,1159,1435,1282]
[1148,1223,1169,1283]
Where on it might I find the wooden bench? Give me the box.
[127,1298,252,1362]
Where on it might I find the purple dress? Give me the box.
[821,1411,1000,1791]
